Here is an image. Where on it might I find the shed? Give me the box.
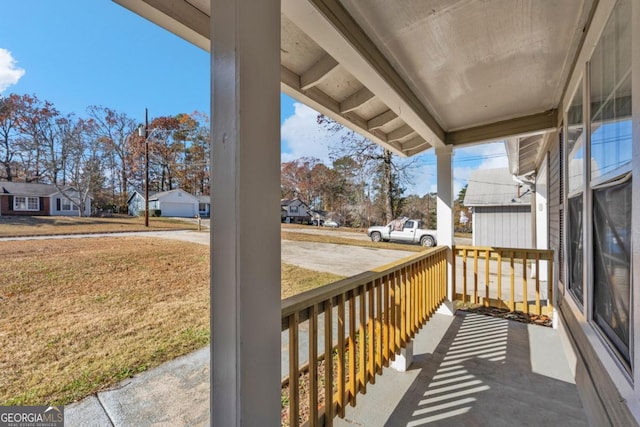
[464,168,532,248]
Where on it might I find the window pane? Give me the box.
[567,195,583,304]
[567,79,584,196]
[28,198,38,210]
[590,0,632,181]
[593,180,631,365]
[15,196,26,210]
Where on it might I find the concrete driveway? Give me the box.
[145,229,415,277]
[281,240,413,276]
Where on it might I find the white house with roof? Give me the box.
[127,189,199,218]
[197,195,210,217]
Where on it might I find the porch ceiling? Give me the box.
[114,0,594,163]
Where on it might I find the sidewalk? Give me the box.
[65,348,209,427]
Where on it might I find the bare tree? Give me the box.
[86,106,137,212]
[317,115,418,223]
[0,94,23,181]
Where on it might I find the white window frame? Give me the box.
[564,76,586,309]
[558,0,638,409]
[14,196,39,211]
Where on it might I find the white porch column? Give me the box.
[211,0,281,425]
[436,146,455,314]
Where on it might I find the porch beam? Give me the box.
[113,0,209,50]
[446,109,558,146]
[283,0,445,148]
[211,0,281,425]
[367,109,398,131]
[401,136,428,152]
[281,76,409,158]
[300,54,340,91]
[340,87,375,113]
[387,125,415,143]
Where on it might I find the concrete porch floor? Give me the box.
[334,312,588,427]
[64,311,587,426]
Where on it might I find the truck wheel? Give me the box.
[420,235,435,247]
[370,232,382,242]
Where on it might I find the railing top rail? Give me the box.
[453,245,553,258]
[281,246,447,319]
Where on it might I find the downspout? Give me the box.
[531,184,537,250]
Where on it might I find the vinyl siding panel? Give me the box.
[473,206,532,248]
[548,133,564,285]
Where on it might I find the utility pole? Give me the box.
[138,109,150,227]
[145,108,149,227]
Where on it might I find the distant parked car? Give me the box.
[324,219,339,228]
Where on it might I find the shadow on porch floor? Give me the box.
[334,312,588,427]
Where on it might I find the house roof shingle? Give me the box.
[0,181,74,197]
[463,168,532,207]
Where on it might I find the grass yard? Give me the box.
[281,264,344,299]
[0,237,210,406]
[0,236,345,406]
[0,215,197,237]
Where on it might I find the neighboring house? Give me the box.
[127,190,147,217]
[197,195,211,217]
[127,189,199,218]
[464,168,532,248]
[0,181,92,217]
[281,198,311,223]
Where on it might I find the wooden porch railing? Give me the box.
[281,247,448,427]
[453,245,554,316]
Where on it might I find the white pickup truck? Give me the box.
[367,218,437,247]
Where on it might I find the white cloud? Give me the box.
[0,48,25,93]
[281,103,336,163]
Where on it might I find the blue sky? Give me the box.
[0,0,507,197]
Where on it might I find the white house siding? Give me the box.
[548,136,563,285]
[50,194,91,217]
[128,193,145,216]
[472,206,531,248]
